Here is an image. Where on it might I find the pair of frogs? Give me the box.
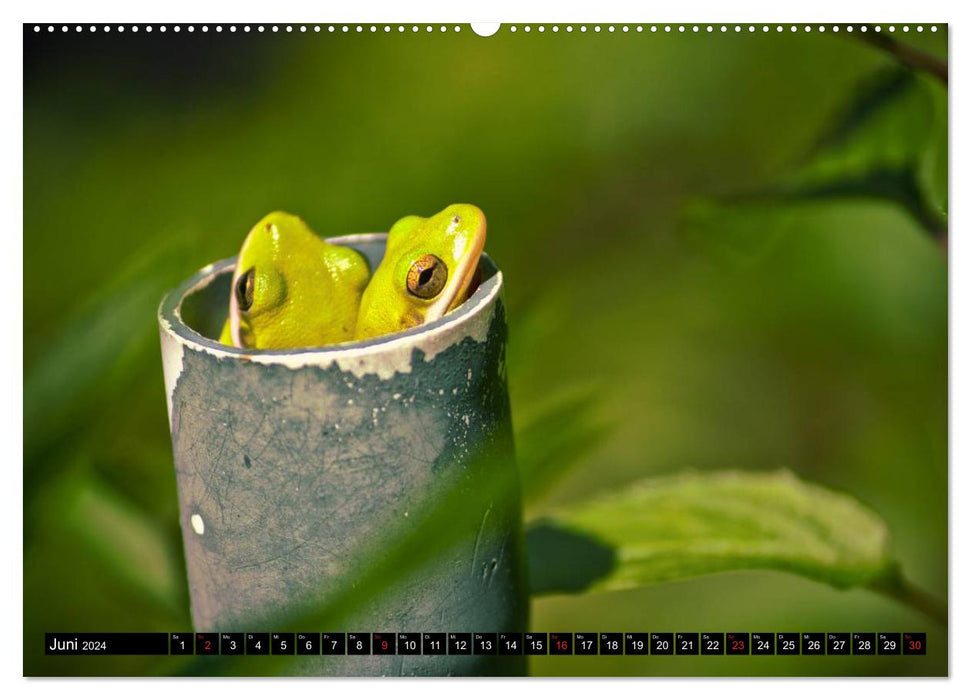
[218,204,486,349]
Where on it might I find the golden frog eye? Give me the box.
[236,267,255,312]
[406,254,448,299]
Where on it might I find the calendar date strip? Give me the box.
[46,632,927,656]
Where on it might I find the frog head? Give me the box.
[355,203,486,340]
[222,211,370,349]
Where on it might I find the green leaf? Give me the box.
[24,470,191,676]
[26,470,185,615]
[68,478,185,611]
[794,68,933,184]
[781,67,946,235]
[916,75,948,219]
[682,67,948,260]
[528,470,896,595]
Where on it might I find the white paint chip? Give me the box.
[190,514,205,535]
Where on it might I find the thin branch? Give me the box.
[858,32,948,86]
[869,569,947,625]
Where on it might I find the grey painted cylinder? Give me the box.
[158,234,527,675]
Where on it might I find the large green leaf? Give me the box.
[528,470,897,595]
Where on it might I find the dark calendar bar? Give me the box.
[44,632,927,656]
[45,633,169,655]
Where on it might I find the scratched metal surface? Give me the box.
[159,237,527,675]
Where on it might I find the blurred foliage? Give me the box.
[684,64,948,263]
[24,234,194,498]
[791,68,947,223]
[172,444,526,676]
[515,386,613,502]
[23,25,947,676]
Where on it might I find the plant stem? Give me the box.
[869,571,947,625]
[857,32,948,86]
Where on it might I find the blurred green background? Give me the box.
[23,24,947,676]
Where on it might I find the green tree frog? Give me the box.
[355,203,486,340]
[218,211,371,349]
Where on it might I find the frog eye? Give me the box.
[406,254,448,299]
[235,267,255,312]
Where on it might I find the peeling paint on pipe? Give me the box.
[158,234,527,675]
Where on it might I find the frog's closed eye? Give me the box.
[236,267,256,312]
[407,254,448,299]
